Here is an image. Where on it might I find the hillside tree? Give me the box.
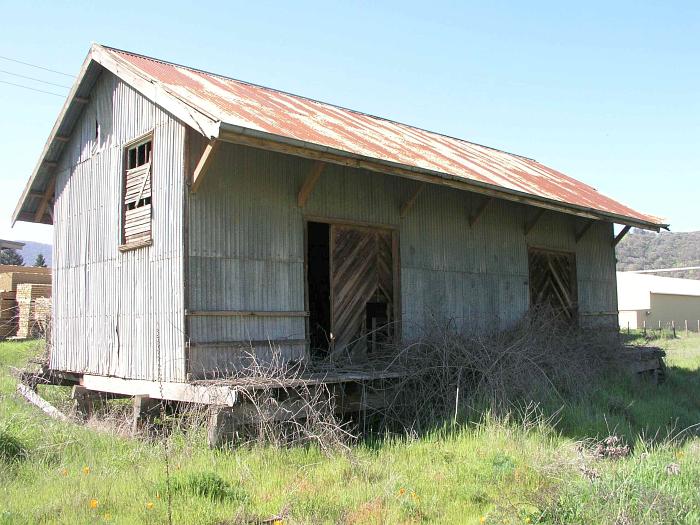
[34,253,47,268]
[0,248,24,266]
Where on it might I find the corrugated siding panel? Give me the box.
[187,144,619,374]
[51,71,186,382]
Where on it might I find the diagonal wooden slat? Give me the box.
[331,226,394,355]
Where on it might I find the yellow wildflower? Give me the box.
[145,501,154,510]
[83,466,91,475]
[89,499,99,509]
[398,487,406,496]
[525,518,532,524]
[60,468,68,477]
[103,513,112,521]
[273,520,284,525]
[480,517,486,524]
[410,491,419,502]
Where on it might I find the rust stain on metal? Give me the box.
[110,48,662,226]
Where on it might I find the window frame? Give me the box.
[119,131,154,252]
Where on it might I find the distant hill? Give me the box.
[18,241,52,267]
[616,229,700,280]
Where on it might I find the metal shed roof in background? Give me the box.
[14,44,667,229]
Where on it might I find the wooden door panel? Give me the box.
[331,225,394,356]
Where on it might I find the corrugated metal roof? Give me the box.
[107,46,664,227]
[13,44,667,229]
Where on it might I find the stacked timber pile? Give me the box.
[0,265,51,340]
[0,290,16,338]
[15,283,52,339]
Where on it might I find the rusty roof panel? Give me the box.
[98,48,665,227]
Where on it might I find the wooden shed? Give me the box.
[13,45,666,402]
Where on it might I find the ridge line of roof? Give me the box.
[100,44,538,162]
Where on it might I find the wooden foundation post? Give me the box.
[71,386,100,420]
[207,407,237,448]
[132,395,162,433]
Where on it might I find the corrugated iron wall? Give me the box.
[52,71,186,382]
[187,142,617,375]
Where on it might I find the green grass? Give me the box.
[1,336,699,524]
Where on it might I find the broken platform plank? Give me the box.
[17,383,69,421]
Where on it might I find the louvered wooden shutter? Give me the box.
[123,162,152,244]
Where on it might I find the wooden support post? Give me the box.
[399,183,424,218]
[71,385,99,420]
[207,407,237,448]
[524,208,546,236]
[469,197,491,227]
[132,395,162,434]
[191,139,220,193]
[672,320,676,338]
[685,319,688,337]
[297,161,325,207]
[643,320,646,337]
[575,220,594,243]
[34,177,56,223]
[612,225,632,247]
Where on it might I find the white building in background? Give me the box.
[617,272,700,331]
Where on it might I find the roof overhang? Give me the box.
[13,44,669,233]
[217,122,668,231]
[12,44,219,226]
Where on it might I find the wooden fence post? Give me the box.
[685,320,688,337]
[672,320,676,338]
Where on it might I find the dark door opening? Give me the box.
[307,222,331,358]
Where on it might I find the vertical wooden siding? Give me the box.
[52,71,186,382]
[187,142,617,375]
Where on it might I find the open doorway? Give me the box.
[306,220,398,362]
[307,222,331,358]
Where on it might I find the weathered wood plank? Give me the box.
[297,161,325,207]
[191,139,220,193]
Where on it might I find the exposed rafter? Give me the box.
[399,183,425,218]
[469,197,492,227]
[524,208,546,235]
[191,139,220,193]
[612,225,632,247]
[34,177,56,223]
[297,161,325,207]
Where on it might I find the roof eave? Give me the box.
[13,43,220,226]
[12,47,98,226]
[218,122,667,232]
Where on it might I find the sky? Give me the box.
[0,0,698,244]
